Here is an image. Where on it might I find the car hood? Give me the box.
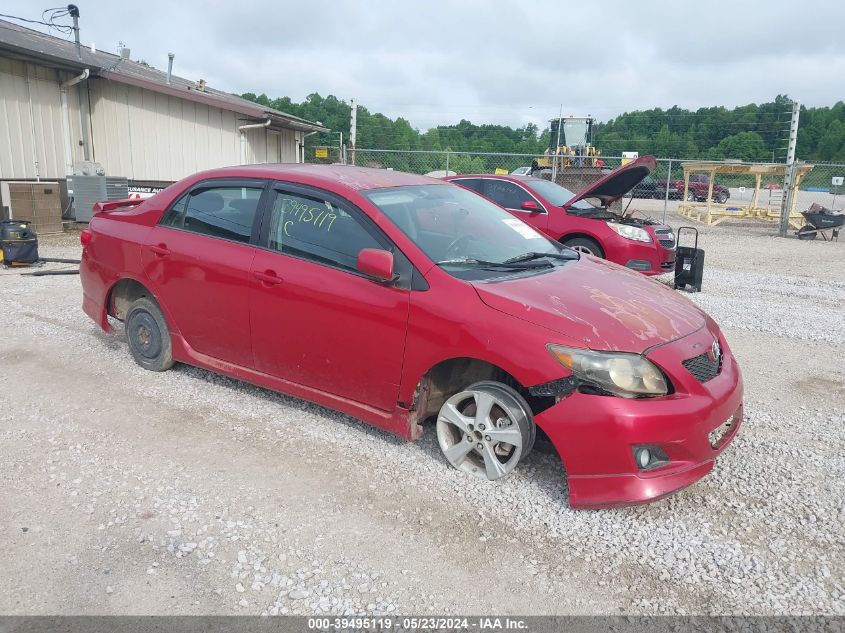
[565,155,657,207]
[472,257,705,353]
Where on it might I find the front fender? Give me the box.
[398,283,571,406]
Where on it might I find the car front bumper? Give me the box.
[534,330,743,509]
[605,238,675,276]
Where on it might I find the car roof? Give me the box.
[447,174,541,183]
[183,164,444,192]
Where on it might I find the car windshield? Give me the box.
[523,179,593,210]
[364,184,576,280]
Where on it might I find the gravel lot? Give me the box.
[1,208,843,616]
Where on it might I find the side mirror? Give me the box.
[520,200,541,212]
[357,248,395,282]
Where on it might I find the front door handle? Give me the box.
[148,244,170,257]
[253,270,284,286]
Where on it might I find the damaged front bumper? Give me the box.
[530,341,744,509]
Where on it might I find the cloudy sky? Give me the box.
[3,1,845,130]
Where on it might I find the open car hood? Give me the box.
[564,155,657,208]
[473,256,705,353]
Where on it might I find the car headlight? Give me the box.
[547,344,668,398]
[606,222,652,243]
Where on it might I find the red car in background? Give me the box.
[80,164,742,509]
[446,156,676,275]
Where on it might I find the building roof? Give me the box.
[0,18,328,133]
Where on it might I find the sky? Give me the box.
[3,1,845,130]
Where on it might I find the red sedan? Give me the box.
[80,164,743,509]
[446,156,677,275]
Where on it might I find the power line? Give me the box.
[0,8,73,35]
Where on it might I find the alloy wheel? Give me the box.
[436,386,530,481]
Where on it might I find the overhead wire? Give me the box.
[0,7,74,36]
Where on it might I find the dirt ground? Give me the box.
[0,205,843,616]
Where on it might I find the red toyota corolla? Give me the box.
[80,164,743,509]
[446,156,677,275]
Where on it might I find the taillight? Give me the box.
[80,229,92,247]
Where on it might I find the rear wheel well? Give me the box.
[107,279,155,321]
[412,358,554,424]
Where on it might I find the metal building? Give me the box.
[0,18,327,188]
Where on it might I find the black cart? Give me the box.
[796,203,843,241]
[674,226,704,293]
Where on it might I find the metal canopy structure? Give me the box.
[678,161,814,229]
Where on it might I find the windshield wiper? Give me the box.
[435,257,552,270]
[503,251,580,264]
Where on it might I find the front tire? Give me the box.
[563,236,604,258]
[436,381,535,481]
[125,297,174,372]
[715,191,728,204]
[686,190,697,202]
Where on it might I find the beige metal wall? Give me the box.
[89,80,302,181]
[1,55,304,183]
[0,58,84,180]
[248,128,298,164]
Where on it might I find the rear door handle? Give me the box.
[253,270,284,286]
[148,244,170,257]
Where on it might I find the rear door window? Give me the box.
[482,180,536,211]
[451,178,484,194]
[161,184,264,243]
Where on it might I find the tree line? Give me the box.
[242,92,845,163]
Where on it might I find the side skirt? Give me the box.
[169,333,416,441]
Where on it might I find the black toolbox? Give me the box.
[1,220,39,267]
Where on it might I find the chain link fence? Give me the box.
[797,162,845,210]
[304,146,845,227]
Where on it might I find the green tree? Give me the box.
[241,92,845,163]
[711,131,769,162]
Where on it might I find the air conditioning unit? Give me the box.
[67,175,129,222]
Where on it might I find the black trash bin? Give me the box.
[0,220,39,267]
[673,226,704,292]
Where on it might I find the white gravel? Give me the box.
[0,220,843,616]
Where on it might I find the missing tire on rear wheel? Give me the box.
[125,297,174,372]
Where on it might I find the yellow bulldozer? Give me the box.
[532,116,602,172]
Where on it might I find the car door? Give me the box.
[479,179,548,233]
[249,183,411,412]
[141,179,269,368]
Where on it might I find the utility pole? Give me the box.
[349,98,357,166]
[551,104,563,183]
[779,100,800,237]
